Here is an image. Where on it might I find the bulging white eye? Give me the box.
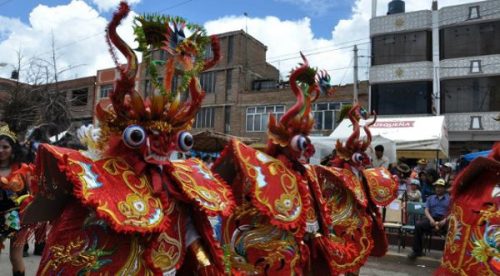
[291,135,308,152]
[352,153,364,163]
[177,131,194,152]
[122,125,146,148]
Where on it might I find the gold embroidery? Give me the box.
[235,141,302,222]
[118,236,155,276]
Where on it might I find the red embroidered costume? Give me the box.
[23,2,234,275]
[436,143,499,275]
[212,54,395,275]
[327,104,399,260]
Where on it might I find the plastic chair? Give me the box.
[401,201,425,249]
[383,199,403,252]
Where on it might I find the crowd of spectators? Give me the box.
[372,144,454,260]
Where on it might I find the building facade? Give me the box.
[55,76,96,126]
[95,30,367,143]
[370,0,500,158]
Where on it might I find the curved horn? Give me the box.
[361,111,377,151]
[280,52,307,126]
[203,36,221,71]
[106,1,138,116]
[170,77,205,129]
[346,104,360,151]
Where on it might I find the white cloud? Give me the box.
[90,0,141,12]
[0,0,137,82]
[0,0,482,85]
[206,0,482,84]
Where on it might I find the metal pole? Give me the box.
[353,45,359,104]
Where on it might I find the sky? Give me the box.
[0,0,478,84]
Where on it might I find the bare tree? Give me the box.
[1,33,84,134]
[0,50,40,134]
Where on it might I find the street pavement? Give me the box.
[1,244,441,276]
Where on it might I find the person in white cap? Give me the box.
[407,179,422,202]
[440,162,453,184]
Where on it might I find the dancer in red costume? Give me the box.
[22,2,234,275]
[327,104,399,259]
[212,53,391,275]
[436,142,499,275]
[0,124,33,276]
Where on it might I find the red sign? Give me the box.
[371,121,415,128]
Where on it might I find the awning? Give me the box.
[192,130,258,152]
[463,150,491,162]
[310,135,397,165]
[329,116,449,159]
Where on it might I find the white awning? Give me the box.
[329,116,449,159]
[310,135,397,166]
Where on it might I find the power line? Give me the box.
[35,0,195,59]
[156,0,194,13]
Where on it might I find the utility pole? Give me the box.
[353,45,359,104]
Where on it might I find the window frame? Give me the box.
[194,107,215,129]
[246,105,285,132]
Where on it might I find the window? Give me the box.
[252,80,278,91]
[372,81,432,115]
[227,35,234,63]
[470,60,481,73]
[441,22,500,59]
[372,31,432,65]
[226,69,232,91]
[312,102,348,130]
[143,79,152,97]
[194,107,215,128]
[71,88,88,106]
[468,6,480,20]
[470,116,483,130]
[200,72,216,93]
[441,76,500,113]
[224,107,231,133]
[246,105,285,132]
[204,44,213,59]
[100,84,113,98]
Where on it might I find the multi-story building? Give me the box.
[95,30,367,143]
[370,0,500,158]
[55,76,96,126]
[0,76,95,129]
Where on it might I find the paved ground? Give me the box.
[360,246,442,276]
[1,244,441,275]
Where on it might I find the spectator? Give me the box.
[440,162,453,184]
[419,171,433,202]
[425,168,439,187]
[372,145,389,168]
[411,159,428,178]
[202,155,214,169]
[406,179,422,202]
[0,124,29,275]
[395,163,411,197]
[408,178,450,259]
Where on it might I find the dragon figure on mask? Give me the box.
[211,53,389,275]
[22,2,234,275]
[319,103,399,271]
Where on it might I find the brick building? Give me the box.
[95,30,367,143]
[0,76,95,129]
[54,76,96,126]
